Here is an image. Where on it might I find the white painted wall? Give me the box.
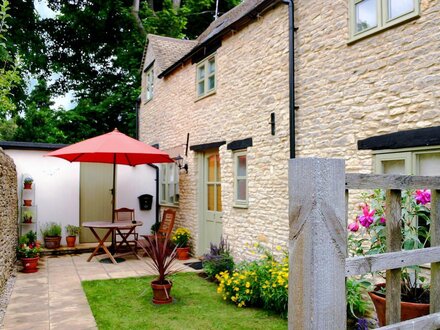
[5,149,157,244]
[116,164,157,237]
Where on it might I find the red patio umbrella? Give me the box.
[46,128,173,227]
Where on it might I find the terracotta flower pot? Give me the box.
[368,283,430,326]
[66,236,76,247]
[151,279,173,304]
[23,200,32,206]
[21,257,39,273]
[176,247,190,260]
[44,236,61,249]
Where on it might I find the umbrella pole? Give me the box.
[111,156,116,253]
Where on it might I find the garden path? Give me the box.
[2,253,198,329]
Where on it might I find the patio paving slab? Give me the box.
[2,253,200,329]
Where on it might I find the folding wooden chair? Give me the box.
[114,207,138,251]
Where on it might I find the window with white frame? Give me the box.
[196,55,216,98]
[145,67,154,102]
[160,163,179,206]
[349,0,419,41]
[374,147,440,176]
[234,151,248,207]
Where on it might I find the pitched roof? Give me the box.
[142,0,277,76]
[142,34,197,72]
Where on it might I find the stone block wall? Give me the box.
[294,0,440,171]
[139,0,439,259]
[0,149,17,291]
[140,5,290,258]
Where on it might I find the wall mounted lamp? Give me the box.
[174,155,188,173]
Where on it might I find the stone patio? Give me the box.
[2,253,199,330]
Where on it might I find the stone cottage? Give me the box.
[138,0,440,257]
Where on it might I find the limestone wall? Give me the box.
[0,149,18,291]
[294,0,440,171]
[139,0,439,259]
[140,5,290,257]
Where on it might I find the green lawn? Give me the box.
[82,272,287,330]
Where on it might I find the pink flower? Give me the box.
[348,221,359,232]
[380,217,386,224]
[358,205,375,228]
[415,189,431,205]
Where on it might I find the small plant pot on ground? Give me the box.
[23,200,32,206]
[368,283,429,326]
[66,236,76,247]
[20,257,39,273]
[151,280,173,304]
[176,247,190,260]
[44,236,61,249]
[24,183,32,189]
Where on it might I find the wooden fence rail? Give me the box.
[288,158,440,330]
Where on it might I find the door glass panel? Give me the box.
[216,154,221,181]
[388,0,414,19]
[208,184,215,211]
[417,153,440,176]
[237,179,246,201]
[237,155,246,176]
[355,0,377,32]
[217,185,222,212]
[208,155,216,181]
[382,160,405,174]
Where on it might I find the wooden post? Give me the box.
[431,190,440,313]
[288,158,346,330]
[385,189,402,325]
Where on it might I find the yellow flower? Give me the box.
[234,287,239,291]
[276,245,282,251]
[245,289,250,294]
[245,282,250,288]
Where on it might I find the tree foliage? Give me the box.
[3,0,240,143]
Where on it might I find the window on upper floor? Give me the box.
[374,147,440,176]
[233,150,248,208]
[196,55,216,98]
[349,0,420,42]
[159,163,179,206]
[145,67,154,102]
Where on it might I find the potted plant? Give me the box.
[41,222,62,249]
[348,189,431,326]
[23,176,33,189]
[65,225,80,247]
[142,233,178,304]
[172,227,191,260]
[17,231,41,273]
[22,210,33,223]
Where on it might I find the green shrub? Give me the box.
[65,224,80,236]
[216,243,288,317]
[346,277,371,320]
[40,222,62,237]
[203,238,234,279]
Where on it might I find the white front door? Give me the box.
[200,151,223,253]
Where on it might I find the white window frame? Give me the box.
[349,0,420,42]
[159,163,179,206]
[145,66,154,102]
[196,54,216,99]
[374,146,440,175]
[233,150,248,208]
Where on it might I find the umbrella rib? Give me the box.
[124,153,133,166]
[71,153,85,162]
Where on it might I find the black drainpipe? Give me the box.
[147,164,160,225]
[136,95,160,225]
[283,0,295,159]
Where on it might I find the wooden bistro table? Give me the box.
[82,221,143,265]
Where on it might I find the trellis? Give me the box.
[288,158,440,329]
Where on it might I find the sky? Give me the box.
[33,0,76,110]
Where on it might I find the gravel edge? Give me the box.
[0,270,16,329]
